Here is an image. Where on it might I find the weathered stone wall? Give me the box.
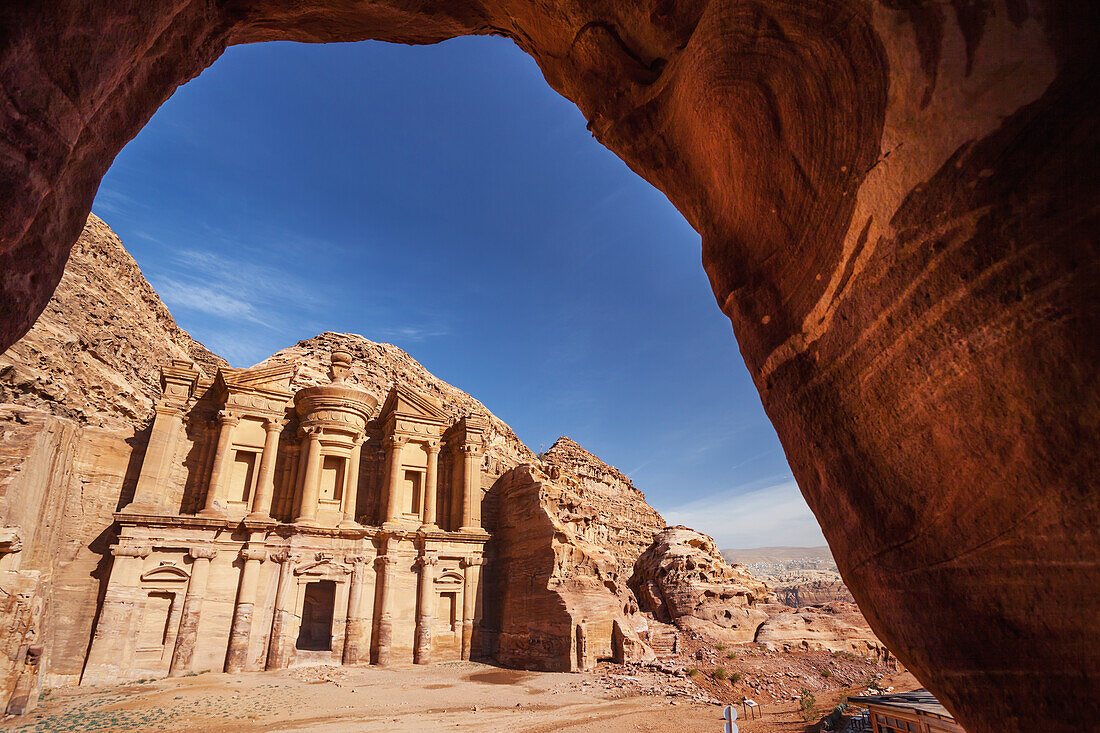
[0,408,139,688]
[491,465,629,671]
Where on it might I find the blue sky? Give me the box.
[92,37,825,548]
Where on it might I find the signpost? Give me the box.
[723,705,738,733]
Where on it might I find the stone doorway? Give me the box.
[297,580,336,651]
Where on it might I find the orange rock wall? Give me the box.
[0,2,1097,729]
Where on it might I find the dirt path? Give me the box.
[1,663,913,732]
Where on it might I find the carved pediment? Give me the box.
[140,564,190,582]
[214,363,296,405]
[294,558,352,577]
[380,386,449,424]
[436,570,464,585]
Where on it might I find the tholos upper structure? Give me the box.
[0,1,1096,730]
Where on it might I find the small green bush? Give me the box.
[715,644,726,651]
[686,668,699,677]
[730,672,742,684]
[726,651,737,660]
[798,688,817,722]
[821,669,832,678]
[712,667,728,681]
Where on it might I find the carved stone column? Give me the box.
[295,427,323,525]
[338,438,364,528]
[248,418,283,520]
[128,405,184,512]
[169,546,217,676]
[414,552,438,664]
[224,547,266,672]
[382,436,406,527]
[265,550,299,670]
[374,553,399,666]
[200,410,239,516]
[342,555,370,665]
[459,444,483,533]
[460,555,485,660]
[81,542,150,685]
[421,442,441,530]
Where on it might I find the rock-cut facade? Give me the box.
[81,349,491,683]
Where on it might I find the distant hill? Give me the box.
[722,546,854,607]
[721,546,835,565]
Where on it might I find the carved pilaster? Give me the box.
[169,547,218,676]
[374,554,400,666]
[225,546,266,673]
[414,552,438,664]
[342,555,372,665]
[265,551,300,670]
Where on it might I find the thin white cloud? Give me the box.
[374,325,450,342]
[659,479,827,549]
[154,277,270,327]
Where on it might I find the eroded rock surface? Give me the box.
[0,215,226,430]
[755,602,890,660]
[631,527,771,642]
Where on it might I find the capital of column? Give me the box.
[268,550,299,564]
[154,404,185,420]
[415,553,439,568]
[460,555,485,569]
[188,546,218,561]
[298,424,323,440]
[374,555,399,570]
[239,547,267,563]
[263,417,285,433]
[112,543,152,559]
[314,551,334,562]
[425,440,442,455]
[460,443,482,455]
[344,554,370,565]
[386,435,408,449]
[216,410,239,427]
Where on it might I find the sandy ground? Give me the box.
[1,662,917,733]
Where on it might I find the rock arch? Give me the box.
[0,2,1096,729]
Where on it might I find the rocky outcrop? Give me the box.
[755,602,890,661]
[538,437,664,574]
[490,440,666,671]
[2,3,1095,730]
[0,214,226,430]
[631,527,772,643]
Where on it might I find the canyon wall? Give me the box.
[1,1,1096,716]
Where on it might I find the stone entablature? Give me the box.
[81,351,489,683]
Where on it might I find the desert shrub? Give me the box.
[712,667,728,681]
[686,668,699,677]
[821,669,832,678]
[726,651,737,660]
[715,644,727,651]
[798,689,817,721]
[730,672,742,684]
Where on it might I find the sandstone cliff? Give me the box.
[0,215,226,430]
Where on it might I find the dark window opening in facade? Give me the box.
[297,580,336,651]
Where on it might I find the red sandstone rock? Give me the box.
[631,526,772,643]
[0,4,1097,729]
[754,602,890,660]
